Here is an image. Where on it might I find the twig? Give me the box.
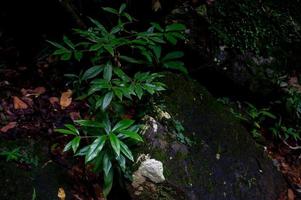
[283,139,301,150]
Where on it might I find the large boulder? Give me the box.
[129,73,286,200]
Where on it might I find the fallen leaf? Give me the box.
[33,87,46,95]
[0,122,17,133]
[60,90,73,109]
[13,96,28,109]
[152,0,161,11]
[21,86,46,97]
[70,112,81,121]
[288,188,295,200]
[49,97,59,105]
[58,187,66,200]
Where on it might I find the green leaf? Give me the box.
[112,119,135,132]
[74,51,83,62]
[113,88,123,101]
[134,85,144,99]
[120,55,143,64]
[75,146,90,156]
[103,62,113,81]
[120,130,143,142]
[104,45,114,56]
[82,65,103,81]
[55,128,76,136]
[63,36,75,49]
[47,40,66,50]
[102,7,118,15]
[113,68,130,82]
[162,51,184,61]
[103,167,113,197]
[63,140,73,152]
[166,23,186,32]
[53,48,68,55]
[152,46,161,60]
[65,124,79,135]
[102,92,114,110]
[151,23,164,32]
[75,120,104,128]
[109,133,121,156]
[163,61,188,74]
[103,153,112,176]
[61,51,72,61]
[71,137,81,153]
[119,3,127,14]
[119,140,134,161]
[88,17,108,33]
[86,136,107,163]
[165,34,177,45]
[90,43,103,51]
[123,13,133,22]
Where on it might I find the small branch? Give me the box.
[282,139,301,150]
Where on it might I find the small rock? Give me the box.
[139,159,165,183]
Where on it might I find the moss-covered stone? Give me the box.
[129,72,286,200]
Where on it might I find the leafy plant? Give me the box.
[0,147,38,166]
[50,3,186,196]
[56,117,142,195]
[270,118,300,141]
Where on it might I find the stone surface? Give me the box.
[129,73,287,200]
[133,158,165,187]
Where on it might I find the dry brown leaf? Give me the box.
[58,187,66,200]
[152,0,161,11]
[60,90,73,109]
[33,87,46,95]
[69,112,81,121]
[49,97,59,105]
[0,122,17,133]
[288,188,295,200]
[13,96,28,109]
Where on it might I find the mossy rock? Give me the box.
[131,73,286,200]
[0,138,72,200]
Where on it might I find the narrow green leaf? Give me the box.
[86,136,107,163]
[82,65,103,81]
[119,3,126,14]
[65,124,79,135]
[63,36,75,49]
[162,51,184,61]
[112,119,135,132]
[104,45,114,56]
[102,92,114,110]
[63,140,73,152]
[102,7,118,15]
[103,62,113,81]
[120,55,143,64]
[119,140,134,161]
[55,128,76,136]
[166,23,186,32]
[75,120,104,128]
[163,61,188,74]
[103,153,112,176]
[109,133,121,156]
[71,137,81,153]
[103,167,113,197]
[120,130,143,142]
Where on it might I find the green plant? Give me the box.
[50,3,186,196]
[270,118,300,141]
[285,87,301,119]
[172,120,192,146]
[56,117,142,195]
[0,147,38,166]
